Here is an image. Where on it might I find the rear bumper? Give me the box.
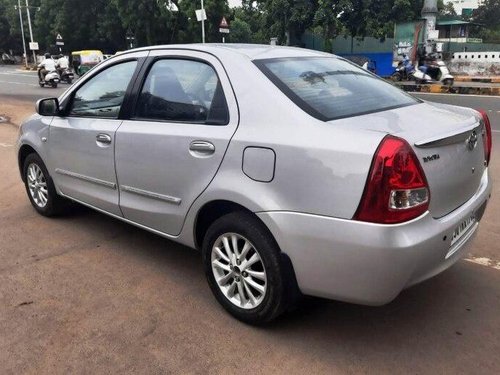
[257,170,491,306]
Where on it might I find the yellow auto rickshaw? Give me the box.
[71,50,104,76]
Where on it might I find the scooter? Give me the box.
[39,70,60,88]
[413,60,454,86]
[58,68,74,84]
[392,61,415,81]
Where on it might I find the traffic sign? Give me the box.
[219,17,229,28]
[56,33,63,40]
[195,9,207,21]
[29,42,39,51]
[219,28,230,34]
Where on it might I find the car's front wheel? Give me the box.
[23,153,70,216]
[202,212,292,324]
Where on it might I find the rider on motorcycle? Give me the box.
[55,54,69,76]
[38,53,56,82]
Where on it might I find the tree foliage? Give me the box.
[472,0,500,43]
[1,0,498,54]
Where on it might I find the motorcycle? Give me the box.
[39,70,60,88]
[391,60,415,81]
[412,60,454,86]
[58,67,74,84]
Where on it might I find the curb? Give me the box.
[454,76,500,83]
[395,83,500,96]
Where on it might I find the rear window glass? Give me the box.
[255,57,418,121]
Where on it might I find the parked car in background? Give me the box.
[17,44,492,323]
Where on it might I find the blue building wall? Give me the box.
[301,33,395,77]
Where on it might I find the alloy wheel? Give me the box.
[27,163,48,208]
[211,233,267,309]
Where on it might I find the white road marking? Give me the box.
[0,143,13,147]
[464,256,500,270]
[492,130,500,133]
[0,71,36,77]
[0,80,38,87]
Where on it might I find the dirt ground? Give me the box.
[1,98,499,374]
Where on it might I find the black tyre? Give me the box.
[443,78,453,86]
[51,82,58,88]
[391,72,402,82]
[202,212,295,324]
[23,153,70,216]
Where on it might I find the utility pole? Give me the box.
[201,0,205,43]
[25,0,36,65]
[16,0,28,68]
[421,0,438,51]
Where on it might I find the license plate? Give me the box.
[450,214,476,247]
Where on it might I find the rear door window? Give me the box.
[135,59,229,125]
[255,57,418,121]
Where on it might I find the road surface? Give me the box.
[0,71,499,374]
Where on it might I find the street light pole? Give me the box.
[201,0,205,43]
[16,0,28,68]
[25,0,36,65]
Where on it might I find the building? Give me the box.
[445,0,484,16]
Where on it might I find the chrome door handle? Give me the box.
[189,141,215,155]
[96,133,112,144]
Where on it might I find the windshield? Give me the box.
[255,57,419,121]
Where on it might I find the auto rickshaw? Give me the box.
[71,50,103,76]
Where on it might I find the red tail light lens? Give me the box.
[354,135,430,224]
[478,109,492,166]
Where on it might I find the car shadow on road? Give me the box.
[51,205,500,372]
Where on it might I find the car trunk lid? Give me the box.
[330,101,486,218]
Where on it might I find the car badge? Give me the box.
[467,130,478,151]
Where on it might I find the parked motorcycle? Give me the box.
[391,60,415,81]
[39,70,60,88]
[58,67,74,84]
[413,60,454,86]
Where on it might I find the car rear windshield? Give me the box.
[254,57,419,121]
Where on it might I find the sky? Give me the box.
[228,0,242,8]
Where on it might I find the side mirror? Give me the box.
[36,98,60,116]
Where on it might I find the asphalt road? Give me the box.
[0,65,66,102]
[1,72,499,373]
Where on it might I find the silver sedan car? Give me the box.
[17,44,492,323]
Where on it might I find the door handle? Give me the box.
[96,133,112,144]
[189,141,215,155]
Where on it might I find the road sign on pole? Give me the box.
[219,17,229,43]
[219,17,229,28]
[195,0,207,43]
[29,42,39,50]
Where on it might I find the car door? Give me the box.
[115,50,239,236]
[49,52,148,216]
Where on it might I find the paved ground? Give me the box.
[1,82,500,373]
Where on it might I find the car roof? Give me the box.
[118,43,336,61]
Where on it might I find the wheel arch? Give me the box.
[194,200,254,250]
[18,144,38,182]
[194,199,301,302]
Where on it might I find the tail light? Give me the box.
[354,135,430,224]
[478,109,492,166]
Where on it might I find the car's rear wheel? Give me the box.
[23,153,70,216]
[202,212,290,324]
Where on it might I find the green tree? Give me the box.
[472,0,500,43]
[230,18,251,42]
